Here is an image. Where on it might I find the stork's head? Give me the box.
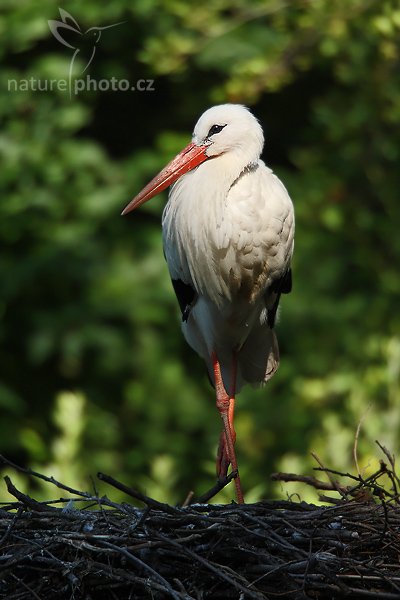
[192,104,263,161]
[122,104,264,215]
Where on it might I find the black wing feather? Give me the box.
[171,278,196,322]
[266,268,292,328]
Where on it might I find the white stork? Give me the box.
[122,104,295,503]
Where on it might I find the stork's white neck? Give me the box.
[162,150,261,297]
[173,150,256,209]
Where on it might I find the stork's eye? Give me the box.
[207,124,226,137]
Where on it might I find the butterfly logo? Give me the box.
[48,9,124,95]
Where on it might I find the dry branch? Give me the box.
[1,449,400,599]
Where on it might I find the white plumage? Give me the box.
[123,104,295,503]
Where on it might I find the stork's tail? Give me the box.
[238,325,280,387]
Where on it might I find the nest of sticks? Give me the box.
[1,444,400,600]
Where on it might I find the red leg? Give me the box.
[216,355,237,479]
[216,397,236,482]
[212,352,244,504]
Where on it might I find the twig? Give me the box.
[156,532,264,599]
[96,539,185,600]
[354,404,372,478]
[311,452,347,498]
[10,574,43,600]
[194,471,238,504]
[97,472,180,515]
[181,490,194,508]
[4,476,58,512]
[377,440,400,494]
[313,467,361,481]
[0,454,92,498]
[0,506,23,545]
[271,472,348,492]
[317,494,345,504]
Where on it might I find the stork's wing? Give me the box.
[163,243,197,322]
[171,278,197,322]
[266,268,292,328]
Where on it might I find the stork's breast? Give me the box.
[214,169,294,304]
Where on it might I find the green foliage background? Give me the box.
[1,0,399,503]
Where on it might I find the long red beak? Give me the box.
[122,142,209,215]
